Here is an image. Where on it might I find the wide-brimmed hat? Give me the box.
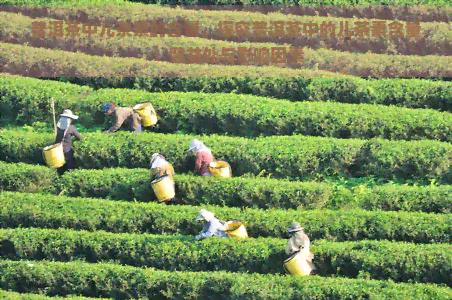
[59,109,78,120]
[288,221,303,233]
[188,139,204,152]
[150,153,165,166]
[195,209,214,222]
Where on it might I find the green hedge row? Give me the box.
[1,260,451,300]
[50,76,452,111]
[1,227,451,285]
[5,76,452,141]
[2,192,452,243]
[2,161,452,213]
[0,290,105,300]
[3,129,452,183]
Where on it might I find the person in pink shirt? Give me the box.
[188,139,215,176]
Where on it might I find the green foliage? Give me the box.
[0,260,451,299]
[2,191,452,243]
[1,228,452,285]
[0,290,106,300]
[3,129,452,184]
[2,161,452,213]
[5,77,452,142]
[50,77,452,112]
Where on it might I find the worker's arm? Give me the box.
[194,152,203,174]
[195,222,217,240]
[71,126,83,141]
[107,111,125,132]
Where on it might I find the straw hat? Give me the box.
[150,153,165,167]
[288,221,303,233]
[188,139,203,153]
[195,209,215,222]
[59,109,78,120]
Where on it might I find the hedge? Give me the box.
[47,77,452,112]
[1,227,451,285]
[3,129,452,183]
[0,260,451,299]
[2,161,452,213]
[4,77,452,142]
[0,290,106,300]
[0,42,341,78]
[2,8,451,57]
[2,192,452,243]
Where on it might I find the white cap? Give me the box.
[188,139,203,152]
[60,109,79,119]
[195,209,214,222]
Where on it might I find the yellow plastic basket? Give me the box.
[283,250,314,277]
[151,175,175,202]
[208,161,231,178]
[133,103,158,127]
[43,143,65,169]
[223,220,248,238]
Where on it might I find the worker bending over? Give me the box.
[188,139,215,176]
[54,109,82,176]
[150,153,175,181]
[195,209,228,240]
[149,153,186,205]
[286,221,313,262]
[101,102,142,133]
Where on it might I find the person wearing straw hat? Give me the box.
[286,222,313,262]
[149,153,185,205]
[54,109,82,176]
[188,139,215,177]
[101,102,142,133]
[150,153,175,182]
[194,209,228,241]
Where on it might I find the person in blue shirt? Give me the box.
[195,209,228,241]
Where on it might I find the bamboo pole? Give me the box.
[51,99,57,136]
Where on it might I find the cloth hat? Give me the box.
[195,209,215,222]
[188,139,206,153]
[59,109,78,120]
[150,153,164,166]
[101,102,114,113]
[288,221,303,233]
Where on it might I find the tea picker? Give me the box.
[194,209,248,241]
[43,108,82,176]
[283,222,315,276]
[149,153,185,205]
[188,139,232,178]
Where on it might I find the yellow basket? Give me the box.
[223,220,248,238]
[43,143,65,169]
[208,161,231,178]
[151,175,175,202]
[283,250,314,277]
[133,103,158,127]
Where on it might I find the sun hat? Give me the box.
[288,221,304,233]
[59,109,78,120]
[195,209,215,222]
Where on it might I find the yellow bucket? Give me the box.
[223,220,248,238]
[133,103,158,127]
[208,161,231,178]
[43,143,65,169]
[151,175,175,202]
[283,250,314,277]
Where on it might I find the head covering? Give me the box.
[101,102,114,113]
[188,139,211,154]
[149,153,167,169]
[60,109,78,120]
[57,110,78,130]
[195,209,215,222]
[288,221,303,234]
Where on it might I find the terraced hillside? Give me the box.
[1,74,452,298]
[0,0,452,298]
